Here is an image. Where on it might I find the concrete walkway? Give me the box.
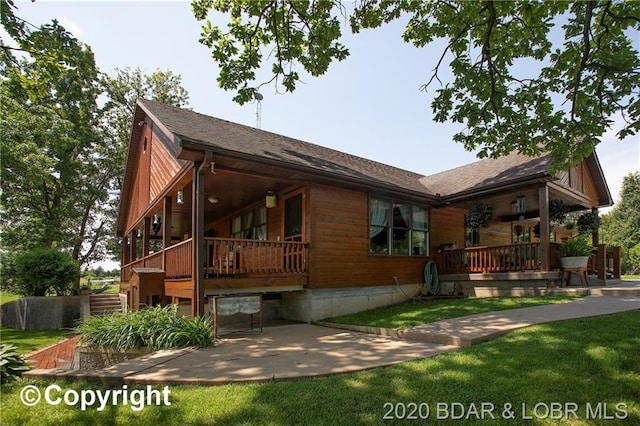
[24,286,640,386]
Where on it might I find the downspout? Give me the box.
[192,150,213,317]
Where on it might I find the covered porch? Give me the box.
[119,153,310,315]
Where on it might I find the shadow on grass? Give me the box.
[1,311,638,425]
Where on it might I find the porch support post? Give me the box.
[192,151,212,317]
[591,207,599,246]
[538,185,550,271]
[162,196,172,254]
[142,217,151,258]
[129,230,137,261]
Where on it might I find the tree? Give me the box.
[1,248,79,296]
[0,16,112,268]
[1,3,190,268]
[600,172,640,273]
[192,0,640,171]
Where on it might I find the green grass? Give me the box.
[0,328,74,355]
[622,275,640,281]
[1,310,638,425]
[327,296,581,329]
[0,290,21,305]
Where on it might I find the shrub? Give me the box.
[0,344,30,384]
[77,305,213,351]
[2,248,79,296]
[467,203,493,229]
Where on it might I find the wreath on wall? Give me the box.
[467,203,493,229]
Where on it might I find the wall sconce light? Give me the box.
[177,187,184,205]
[266,191,277,209]
[152,213,162,234]
[207,195,219,204]
[136,227,142,238]
[210,161,216,174]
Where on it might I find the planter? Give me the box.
[560,256,589,269]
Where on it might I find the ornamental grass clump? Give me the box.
[77,305,213,351]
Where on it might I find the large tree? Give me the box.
[600,172,640,274]
[0,3,190,269]
[192,0,639,171]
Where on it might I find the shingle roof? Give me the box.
[138,98,433,196]
[419,152,552,197]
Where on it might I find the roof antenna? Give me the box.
[254,91,263,129]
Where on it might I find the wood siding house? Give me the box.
[117,99,619,321]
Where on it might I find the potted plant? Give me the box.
[549,199,567,225]
[467,203,493,229]
[577,210,601,234]
[559,236,591,269]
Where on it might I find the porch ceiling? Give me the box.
[156,169,291,238]
[447,184,595,222]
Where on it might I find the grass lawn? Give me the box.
[0,310,638,425]
[0,328,74,355]
[622,275,640,281]
[0,290,21,305]
[326,295,580,329]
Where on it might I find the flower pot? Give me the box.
[560,256,589,269]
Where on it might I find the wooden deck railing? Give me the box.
[439,243,541,274]
[589,244,621,280]
[205,238,308,277]
[121,237,308,281]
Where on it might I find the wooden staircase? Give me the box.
[89,294,122,315]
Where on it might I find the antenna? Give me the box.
[254,92,263,129]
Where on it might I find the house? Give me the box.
[116,99,620,321]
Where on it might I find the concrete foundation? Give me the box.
[281,283,421,323]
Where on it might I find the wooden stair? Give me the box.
[89,294,122,315]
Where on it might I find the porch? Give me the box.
[120,237,309,302]
[437,242,620,285]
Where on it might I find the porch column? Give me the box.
[142,217,151,258]
[129,229,137,261]
[162,196,172,249]
[591,207,599,246]
[538,185,550,271]
[192,153,211,317]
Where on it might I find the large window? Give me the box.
[231,206,267,240]
[369,197,429,256]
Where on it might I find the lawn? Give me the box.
[622,275,640,281]
[0,328,74,355]
[0,290,21,305]
[1,310,638,425]
[326,295,580,329]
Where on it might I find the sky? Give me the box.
[4,1,639,268]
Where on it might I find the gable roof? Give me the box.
[136,98,433,198]
[130,99,612,207]
[420,153,552,198]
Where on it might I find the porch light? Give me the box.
[516,196,526,214]
[266,192,277,209]
[177,187,184,205]
[152,213,162,234]
[207,195,219,204]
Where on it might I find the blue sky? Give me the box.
[6,0,639,206]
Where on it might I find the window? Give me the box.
[369,197,429,256]
[284,193,303,241]
[231,206,267,240]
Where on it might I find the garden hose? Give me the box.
[423,260,440,295]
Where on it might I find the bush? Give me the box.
[560,237,592,257]
[77,305,214,351]
[0,344,30,384]
[1,248,79,296]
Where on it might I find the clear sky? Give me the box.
[6,1,640,204]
